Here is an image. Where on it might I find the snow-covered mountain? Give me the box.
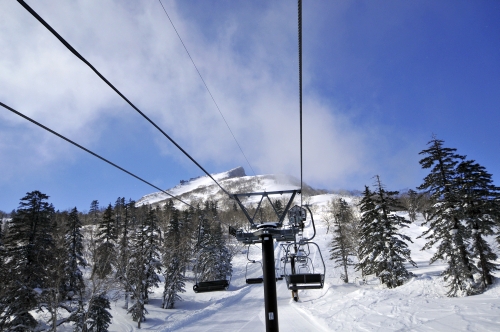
[136,166,323,208]
[103,167,500,331]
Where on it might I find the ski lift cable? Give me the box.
[0,101,195,210]
[16,0,231,198]
[298,0,304,207]
[157,0,258,179]
[1,101,240,234]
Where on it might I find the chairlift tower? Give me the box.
[232,191,326,331]
[232,190,301,332]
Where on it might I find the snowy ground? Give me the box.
[102,206,500,332]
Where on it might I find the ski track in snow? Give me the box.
[104,214,500,332]
[101,176,500,331]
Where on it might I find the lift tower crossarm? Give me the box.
[230,189,300,228]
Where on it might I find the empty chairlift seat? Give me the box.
[245,260,263,284]
[193,279,229,293]
[245,245,265,284]
[282,240,326,291]
[246,277,264,284]
[285,273,324,290]
[192,218,231,293]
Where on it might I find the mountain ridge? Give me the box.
[136,166,327,208]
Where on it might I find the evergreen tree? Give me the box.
[329,198,355,283]
[116,199,135,309]
[418,138,476,296]
[274,199,285,219]
[97,204,117,244]
[0,191,55,331]
[143,208,162,303]
[44,210,73,331]
[179,207,196,273]
[162,207,186,309]
[196,201,232,282]
[127,207,161,326]
[401,189,419,223]
[89,200,100,225]
[357,179,416,288]
[93,204,117,279]
[85,293,112,332]
[65,207,87,300]
[195,216,232,283]
[114,197,125,239]
[456,159,500,288]
[356,186,378,279]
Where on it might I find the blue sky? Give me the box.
[1,0,499,212]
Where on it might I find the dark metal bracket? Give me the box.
[230,189,300,228]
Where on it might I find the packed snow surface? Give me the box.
[111,171,500,331]
[103,203,500,331]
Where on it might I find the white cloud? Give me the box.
[0,0,421,193]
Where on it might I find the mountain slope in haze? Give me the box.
[136,166,324,208]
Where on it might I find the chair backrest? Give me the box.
[287,273,323,284]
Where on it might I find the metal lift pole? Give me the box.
[261,233,279,332]
[232,190,301,331]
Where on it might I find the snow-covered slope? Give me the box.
[104,175,500,331]
[136,166,305,208]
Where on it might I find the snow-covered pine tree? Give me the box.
[44,209,74,331]
[357,178,416,288]
[65,207,87,300]
[179,207,196,272]
[114,197,125,237]
[162,206,186,309]
[213,202,232,281]
[401,189,419,223]
[456,159,500,289]
[89,200,100,225]
[116,199,135,309]
[0,191,55,331]
[93,204,117,279]
[85,292,112,332]
[274,199,285,219]
[356,185,378,279]
[418,138,477,296]
[127,207,148,326]
[329,198,355,283]
[127,207,161,326]
[373,176,416,288]
[143,208,162,304]
[195,207,233,283]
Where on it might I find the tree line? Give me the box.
[327,137,500,297]
[0,194,233,331]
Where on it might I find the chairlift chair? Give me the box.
[282,242,325,290]
[192,247,231,293]
[193,279,230,293]
[192,217,231,293]
[283,205,326,291]
[245,245,264,284]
